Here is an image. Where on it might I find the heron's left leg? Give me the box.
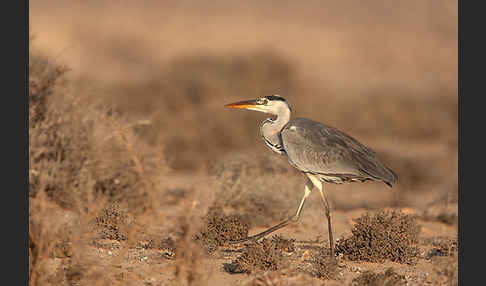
[307,174,334,256]
[229,177,314,244]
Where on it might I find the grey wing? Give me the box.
[281,118,397,185]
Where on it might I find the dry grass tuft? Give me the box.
[225,235,295,274]
[194,206,249,253]
[336,210,420,264]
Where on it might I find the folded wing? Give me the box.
[281,118,397,186]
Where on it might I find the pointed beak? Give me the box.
[224,99,259,110]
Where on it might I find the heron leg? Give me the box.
[229,178,313,244]
[307,174,334,256]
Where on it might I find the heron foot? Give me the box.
[228,215,297,245]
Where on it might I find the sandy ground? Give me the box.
[34,170,457,285]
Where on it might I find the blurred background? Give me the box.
[30,0,457,209]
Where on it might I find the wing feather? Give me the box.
[281,118,397,185]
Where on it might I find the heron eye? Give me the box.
[261,98,269,105]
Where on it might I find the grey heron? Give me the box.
[224,95,397,256]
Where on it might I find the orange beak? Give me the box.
[224,99,259,110]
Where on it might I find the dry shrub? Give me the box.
[225,235,295,274]
[29,47,90,208]
[30,37,166,210]
[173,201,209,286]
[336,210,420,264]
[29,34,167,208]
[29,41,86,286]
[351,268,406,286]
[194,206,249,253]
[29,40,69,128]
[94,203,130,241]
[87,108,166,213]
[29,34,167,286]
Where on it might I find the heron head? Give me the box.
[224,95,292,115]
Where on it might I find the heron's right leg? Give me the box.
[307,174,334,256]
[229,178,313,244]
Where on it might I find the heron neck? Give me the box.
[261,108,291,146]
[271,108,291,131]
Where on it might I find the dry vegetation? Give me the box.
[195,206,249,254]
[336,210,420,264]
[29,39,179,285]
[224,235,296,274]
[29,1,457,285]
